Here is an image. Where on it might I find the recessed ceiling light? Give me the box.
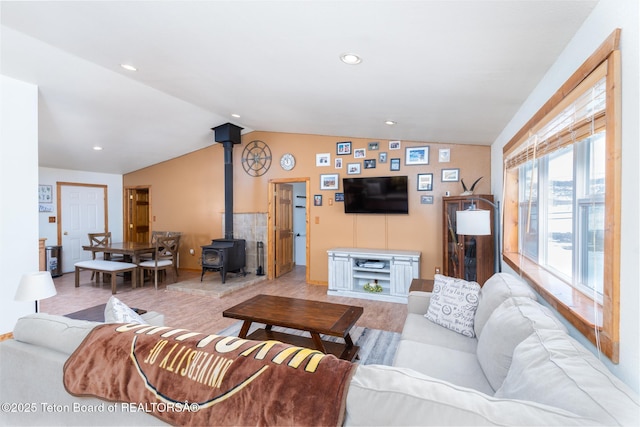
[340,53,362,65]
[93,146,103,151]
[385,120,397,126]
[120,64,137,72]
[231,113,241,118]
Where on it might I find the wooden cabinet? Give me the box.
[328,248,420,303]
[442,195,494,286]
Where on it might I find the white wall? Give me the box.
[491,0,639,392]
[37,167,124,246]
[0,76,39,333]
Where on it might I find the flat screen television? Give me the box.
[343,176,409,214]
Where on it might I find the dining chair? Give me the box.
[87,232,124,280]
[138,235,181,290]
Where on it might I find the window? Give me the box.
[502,30,621,362]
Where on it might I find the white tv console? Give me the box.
[327,247,421,303]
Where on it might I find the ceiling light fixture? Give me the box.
[385,120,397,126]
[340,53,362,65]
[93,146,103,151]
[231,113,241,118]
[120,64,137,72]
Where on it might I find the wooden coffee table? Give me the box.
[223,294,364,361]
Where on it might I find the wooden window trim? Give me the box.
[502,29,621,363]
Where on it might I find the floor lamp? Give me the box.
[14,271,58,313]
[455,197,501,273]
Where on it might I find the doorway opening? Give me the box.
[124,186,150,243]
[268,178,309,283]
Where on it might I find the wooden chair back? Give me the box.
[88,231,111,248]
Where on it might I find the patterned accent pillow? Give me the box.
[425,274,480,337]
[104,296,145,324]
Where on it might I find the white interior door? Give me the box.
[60,184,106,273]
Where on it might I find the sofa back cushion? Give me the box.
[495,329,640,425]
[474,273,537,337]
[476,297,567,390]
[12,313,101,355]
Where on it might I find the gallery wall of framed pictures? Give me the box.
[309,138,482,209]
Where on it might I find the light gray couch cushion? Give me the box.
[401,313,477,353]
[496,329,640,425]
[12,313,102,355]
[393,339,494,394]
[345,364,601,426]
[474,273,537,337]
[476,297,568,390]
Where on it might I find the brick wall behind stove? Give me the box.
[221,212,267,274]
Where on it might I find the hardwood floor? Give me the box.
[40,266,407,334]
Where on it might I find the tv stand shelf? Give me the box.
[327,248,420,303]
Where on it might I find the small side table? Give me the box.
[409,278,434,293]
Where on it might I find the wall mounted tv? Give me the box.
[342,176,409,214]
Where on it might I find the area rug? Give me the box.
[166,272,267,297]
[217,322,401,366]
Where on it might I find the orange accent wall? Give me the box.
[123,130,491,285]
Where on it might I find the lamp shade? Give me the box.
[456,209,491,236]
[15,271,57,302]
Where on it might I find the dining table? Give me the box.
[82,241,156,264]
[81,241,156,287]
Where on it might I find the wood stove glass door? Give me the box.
[274,183,294,277]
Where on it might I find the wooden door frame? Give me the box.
[268,178,310,283]
[123,185,151,242]
[56,182,108,245]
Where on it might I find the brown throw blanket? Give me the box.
[64,323,355,426]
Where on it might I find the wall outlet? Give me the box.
[434,266,441,274]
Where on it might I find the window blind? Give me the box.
[504,61,607,170]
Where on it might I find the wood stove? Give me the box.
[201,123,248,284]
[201,239,247,283]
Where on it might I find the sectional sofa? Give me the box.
[0,273,638,425]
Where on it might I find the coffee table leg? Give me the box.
[238,321,252,338]
[310,332,327,353]
[344,334,359,360]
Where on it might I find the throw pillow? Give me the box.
[104,296,145,324]
[425,274,480,337]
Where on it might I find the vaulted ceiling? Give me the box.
[1,1,598,174]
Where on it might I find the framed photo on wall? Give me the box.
[336,141,352,155]
[390,158,401,171]
[417,173,433,191]
[389,140,401,150]
[320,173,339,190]
[353,148,366,159]
[364,159,376,169]
[441,168,460,182]
[421,195,434,204]
[405,146,429,165]
[316,153,331,166]
[347,163,361,175]
[38,185,52,203]
[314,194,323,206]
